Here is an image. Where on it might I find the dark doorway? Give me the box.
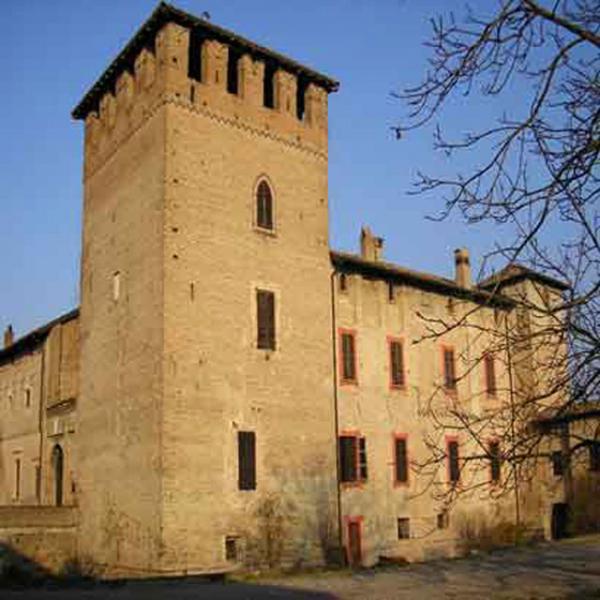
[347,520,362,568]
[551,503,570,539]
[52,444,64,506]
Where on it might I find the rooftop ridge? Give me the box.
[330,250,514,308]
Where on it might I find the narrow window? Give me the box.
[489,441,501,483]
[551,451,564,477]
[227,46,241,95]
[14,458,21,501]
[25,388,31,408]
[394,436,408,484]
[52,444,64,506]
[397,518,410,539]
[35,465,41,502]
[112,271,121,302]
[437,511,449,529]
[187,28,204,82]
[485,354,496,396]
[263,62,276,108]
[390,339,405,388]
[339,435,367,483]
[447,439,460,484]
[225,536,238,561]
[443,348,457,390]
[256,289,276,350]
[238,431,256,490]
[388,281,395,303]
[256,180,274,230]
[296,75,309,120]
[339,273,348,293]
[340,331,357,383]
[590,442,600,472]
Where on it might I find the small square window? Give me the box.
[397,517,410,539]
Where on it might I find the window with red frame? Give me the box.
[489,441,501,483]
[447,440,460,484]
[443,348,457,390]
[390,340,405,388]
[340,332,357,382]
[394,437,408,484]
[484,353,497,396]
[339,435,367,483]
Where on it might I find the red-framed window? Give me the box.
[489,440,501,483]
[484,353,497,396]
[446,437,460,484]
[388,337,406,389]
[339,329,358,384]
[442,346,457,391]
[339,433,367,484]
[393,434,409,485]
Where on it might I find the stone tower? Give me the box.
[73,3,339,575]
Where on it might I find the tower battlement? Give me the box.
[74,3,338,174]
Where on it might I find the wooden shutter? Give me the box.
[489,441,501,482]
[238,431,256,490]
[485,354,496,395]
[257,290,275,350]
[358,437,368,481]
[395,437,408,483]
[339,436,357,482]
[448,440,460,483]
[341,333,356,381]
[444,348,456,389]
[390,341,405,387]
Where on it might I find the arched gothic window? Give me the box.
[256,180,274,230]
[52,444,64,507]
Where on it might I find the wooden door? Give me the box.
[347,520,362,567]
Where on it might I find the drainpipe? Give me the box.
[504,313,521,535]
[330,270,345,565]
[37,340,47,505]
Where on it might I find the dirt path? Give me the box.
[3,536,600,599]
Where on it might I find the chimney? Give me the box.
[360,226,384,262]
[454,248,472,288]
[4,325,14,349]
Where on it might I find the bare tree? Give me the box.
[397,0,599,524]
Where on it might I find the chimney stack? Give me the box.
[454,248,472,288]
[4,325,14,349]
[360,226,384,262]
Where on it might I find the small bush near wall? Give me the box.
[457,513,529,554]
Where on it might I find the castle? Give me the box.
[1,3,596,577]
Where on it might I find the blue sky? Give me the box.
[1,0,516,337]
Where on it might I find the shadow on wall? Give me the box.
[0,543,335,598]
[570,475,600,536]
